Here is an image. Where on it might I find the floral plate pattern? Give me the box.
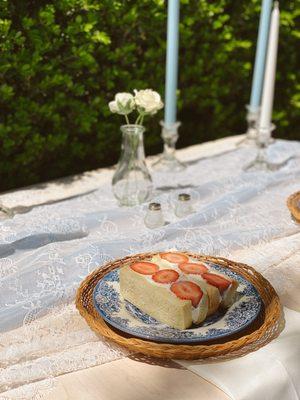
[93,263,262,343]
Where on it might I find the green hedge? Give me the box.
[0,0,299,191]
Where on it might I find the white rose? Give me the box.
[134,89,164,114]
[108,101,118,113]
[108,92,135,115]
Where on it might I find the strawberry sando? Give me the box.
[119,252,238,330]
[153,253,238,312]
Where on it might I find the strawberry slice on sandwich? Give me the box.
[152,269,179,284]
[160,252,189,264]
[179,262,208,275]
[202,272,238,308]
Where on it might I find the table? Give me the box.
[0,134,299,400]
[43,358,230,400]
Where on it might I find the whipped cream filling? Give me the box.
[191,296,207,323]
[188,256,234,301]
[152,255,236,310]
[148,256,209,323]
[129,255,236,325]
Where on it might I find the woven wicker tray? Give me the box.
[287,191,300,222]
[76,252,283,361]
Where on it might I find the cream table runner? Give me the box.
[0,136,299,399]
[178,307,300,400]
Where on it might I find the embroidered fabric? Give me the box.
[0,304,128,399]
[0,137,299,399]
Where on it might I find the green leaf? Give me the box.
[92,30,111,45]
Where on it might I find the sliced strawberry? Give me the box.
[152,269,179,284]
[130,261,159,275]
[202,272,231,293]
[160,252,189,264]
[171,281,203,307]
[179,262,208,275]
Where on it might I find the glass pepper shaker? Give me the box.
[175,193,193,218]
[144,202,164,229]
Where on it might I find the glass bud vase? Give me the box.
[112,124,153,206]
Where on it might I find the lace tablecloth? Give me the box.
[0,136,299,399]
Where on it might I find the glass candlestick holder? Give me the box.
[244,123,286,172]
[152,121,185,172]
[0,203,14,219]
[237,105,260,147]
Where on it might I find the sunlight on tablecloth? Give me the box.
[0,137,299,399]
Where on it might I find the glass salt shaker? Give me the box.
[144,202,164,229]
[175,193,193,218]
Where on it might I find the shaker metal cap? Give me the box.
[148,202,161,211]
[178,193,191,201]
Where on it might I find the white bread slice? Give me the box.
[220,278,239,308]
[119,265,208,330]
[204,284,221,315]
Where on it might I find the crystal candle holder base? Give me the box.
[237,105,260,147]
[244,123,286,172]
[152,121,185,172]
[0,204,14,219]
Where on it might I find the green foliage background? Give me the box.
[0,0,299,191]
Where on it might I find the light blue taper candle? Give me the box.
[164,0,180,126]
[249,0,273,111]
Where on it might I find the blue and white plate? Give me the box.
[93,263,262,343]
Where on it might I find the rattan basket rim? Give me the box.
[76,252,283,360]
[287,191,300,222]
